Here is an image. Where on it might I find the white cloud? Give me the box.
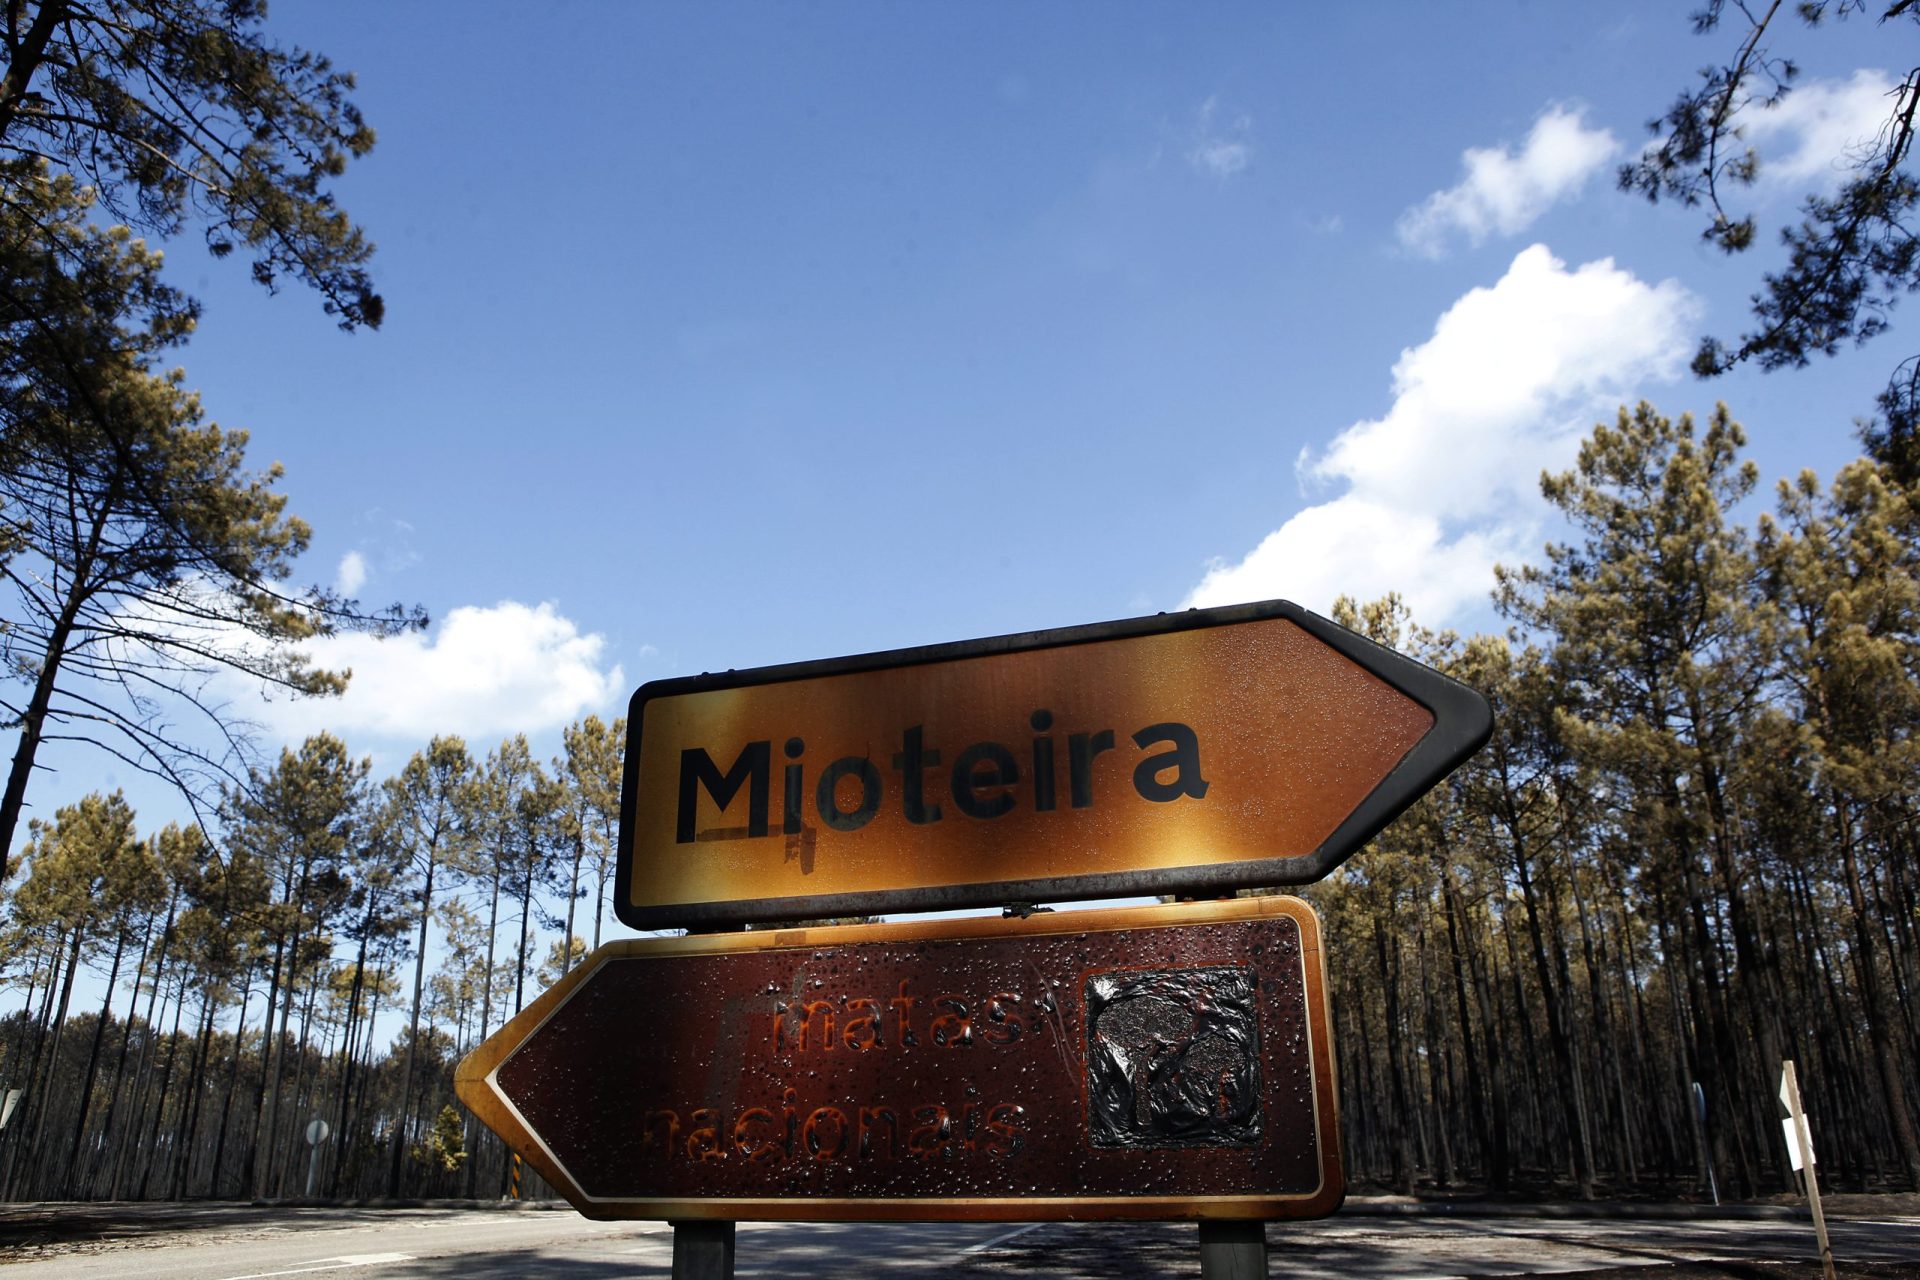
[249,600,626,744]
[1188,96,1253,179]
[1745,68,1898,189]
[1398,107,1619,258]
[1185,245,1699,623]
[335,550,367,595]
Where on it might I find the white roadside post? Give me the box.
[1779,1060,1835,1280]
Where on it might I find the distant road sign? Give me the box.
[617,599,1490,929]
[456,896,1341,1222]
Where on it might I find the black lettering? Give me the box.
[816,756,882,832]
[1030,710,1056,812]
[891,725,942,825]
[1131,722,1210,802]
[1068,730,1117,809]
[952,742,1018,819]
[676,742,770,842]
[782,737,805,835]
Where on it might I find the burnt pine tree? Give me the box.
[1499,402,1791,1194]
[220,734,363,1198]
[1,790,141,1197]
[1756,458,1920,1184]
[384,735,474,1197]
[560,716,623,953]
[57,815,166,1196]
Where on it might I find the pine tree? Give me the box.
[0,171,419,885]
[1500,401,1788,1194]
[1622,3,1920,483]
[221,733,364,1198]
[560,716,623,952]
[2,790,140,1196]
[383,735,473,1196]
[1757,458,1920,1185]
[0,0,382,328]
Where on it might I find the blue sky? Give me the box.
[29,3,1904,900]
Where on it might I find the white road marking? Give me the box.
[220,1252,415,1280]
[960,1223,1047,1254]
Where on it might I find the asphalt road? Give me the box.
[0,1203,1915,1279]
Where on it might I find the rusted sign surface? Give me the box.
[617,599,1491,929]
[455,897,1341,1221]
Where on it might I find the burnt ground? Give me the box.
[0,1195,1912,1274]
[0,1199,563,1262]
[941,1216,1920,1280]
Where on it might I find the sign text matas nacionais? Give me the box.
[455,897,1343,1222]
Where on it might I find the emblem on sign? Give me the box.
[1087,967,1263,1150]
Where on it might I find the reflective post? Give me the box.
[671,1220,735,1280]
[1199,1219,1267,1279]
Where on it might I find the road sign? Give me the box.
[304,1118,331,1198]
[455,896,1342,1222]
[617,599,1491,929]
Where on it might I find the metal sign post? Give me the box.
[1691,1081,1719,1206]
[1200,1219,1268,1279]
[670,1220,735,1280]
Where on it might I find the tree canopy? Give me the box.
[1622,1,1920,481]
[1,0,382,328]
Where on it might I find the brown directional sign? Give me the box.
[617,598,1490,930]
[454,896,1341,1222]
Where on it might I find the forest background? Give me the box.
[1,0,1918,1206]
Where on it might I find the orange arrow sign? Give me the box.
[617,599,1490,930]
